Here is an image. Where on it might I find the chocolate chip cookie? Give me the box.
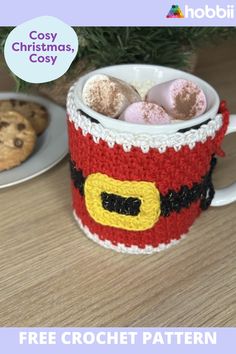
[0,111,36,171]
[0,99,49,135]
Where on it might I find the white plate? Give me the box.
[0,92,68,188]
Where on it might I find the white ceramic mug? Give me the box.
[73,64,236,207]
[67,64,236,254]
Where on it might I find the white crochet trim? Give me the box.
[73,210,186,255]
[67,84,222,154]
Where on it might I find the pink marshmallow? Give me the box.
[119,102,171,125]
[146,79,207,120]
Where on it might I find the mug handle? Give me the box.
[211,114,236,207]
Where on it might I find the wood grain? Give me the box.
[0,39,236,326]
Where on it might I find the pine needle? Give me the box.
[0,27,235,90]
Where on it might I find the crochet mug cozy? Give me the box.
[67,65,236,254]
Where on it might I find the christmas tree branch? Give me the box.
[0,27,236,91]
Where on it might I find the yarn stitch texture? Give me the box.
[101,192,141,216]
[68,99,229,253]
[70,156,217,220]
[67,83,223,153]
[84,172,160,231]
[73,211,187,255]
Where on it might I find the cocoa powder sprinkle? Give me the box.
[82,75,140,118]
[173,82,203,119]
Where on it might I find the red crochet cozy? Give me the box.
[68,101,229,252]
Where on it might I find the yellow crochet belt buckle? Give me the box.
[85,173,161,231]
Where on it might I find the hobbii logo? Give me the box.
[166,4,235,19]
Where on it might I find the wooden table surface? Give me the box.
[0,39,236,327]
